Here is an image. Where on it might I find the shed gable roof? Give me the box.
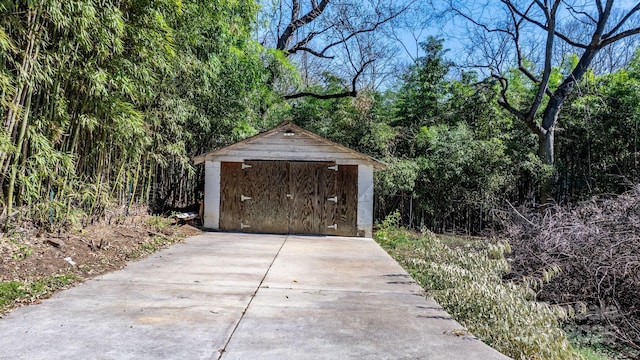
[192,122,386,169]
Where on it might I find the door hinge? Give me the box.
[241,194,252,201]
[327,224,338,230]
[327,196,338,203]
[328,165,338,171]
[241,222,251,229]
[242,163,252,169]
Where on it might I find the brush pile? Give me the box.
[504,186,640,354]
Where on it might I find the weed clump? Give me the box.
[0,274,77,313]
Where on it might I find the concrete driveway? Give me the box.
[0,233,509,359]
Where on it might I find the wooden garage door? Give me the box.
[219,161,357,236]
[219,162,243,231]
[289,161,336,235]
[241,161,290,233]
[334,165,358,236]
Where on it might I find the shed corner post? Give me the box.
[203,160,221,229]
[357,164,374,238]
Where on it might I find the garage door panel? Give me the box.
[317,163,337,235]
[242,161,289,233]
[289,162,319,234]
[335,165,358,236]
[220,162,243,231]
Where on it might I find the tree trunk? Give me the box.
[538,100,562,203]
[538,126,554,165]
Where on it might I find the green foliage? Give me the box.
[376,159,420,196]
[375,223,582,360]
[570,335,613,360]
[144,215,172,232]
[289,88,396,159]
[264,48,302,91]
[0,0,275,223]
[395,120,516,230]
[374,37,547,231]
[0,274,77,313]
[394,37,453,132]
[10,241,32,261]
[554,49,640,198]
[0,281,25,308]
[25,274,77,300]
[126,234,182,260]
[373,211,410,249]
[575,348,608,360]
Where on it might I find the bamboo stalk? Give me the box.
[0,83,28,180]
[0,7,41,188]
[127,157,142,215]
[109,155,127,200]
[88,150,105,221]
[144,155,153,203]
[5,86,32,224]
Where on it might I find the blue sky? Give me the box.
[397,0,640,60]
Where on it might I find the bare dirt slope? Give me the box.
[0,215,201,312]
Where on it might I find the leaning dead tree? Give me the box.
[450,1,640,169]
[262,0,414,98]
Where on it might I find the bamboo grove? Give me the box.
[0,0,271,227]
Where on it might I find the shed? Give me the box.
[193,122,386,237]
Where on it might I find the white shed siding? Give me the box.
[204,155,368,165]
[203,161,221,229]
[357,165,374,238]
[194,123,384,170]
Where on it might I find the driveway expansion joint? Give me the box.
[216,235,288,360]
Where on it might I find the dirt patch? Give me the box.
[0,215,201,312]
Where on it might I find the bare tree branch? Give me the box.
[311,15,392,57]
[501,0,590,48]
[283,91,357,100]
[276,0,330,52]
[592,0,615,44]
[562,0,598,25]
[492,74,530,123]
[602,26,640,46]
[526,0,561,120]
[388,21,420,62]
[292,0,300,23]
[452,0,640,168]
[283,59,375,99]
[286,26,335,57]
[603,3,640,40]
[448,4,511,34]
[513,2,542,84]
[596,0,604,15]
[532,0,550,20]
[288,46,334,58]
[292,1,412,59]
[266,0,414,100]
